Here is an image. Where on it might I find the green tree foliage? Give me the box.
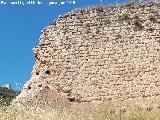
[0,87,20,106]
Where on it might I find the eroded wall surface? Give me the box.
[15,2,160,107]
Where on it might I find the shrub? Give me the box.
[0,87,20,106]
[121,13,130,21]
[118,13,130,22]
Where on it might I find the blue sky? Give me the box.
[0,0,129,90]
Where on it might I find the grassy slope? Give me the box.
[1,102,160,120]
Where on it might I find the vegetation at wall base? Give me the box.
[1,102,160,120]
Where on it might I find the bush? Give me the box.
[0,87,20,106]
[121,13,130,21]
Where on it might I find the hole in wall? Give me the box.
[45,70,51,75]
[68,97,75,102]
[36,72,39,75]
[38,84,42,87]
[28,86,31,90]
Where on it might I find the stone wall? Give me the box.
[15,2,160,107]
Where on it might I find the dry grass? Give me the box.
[1,102,160,120]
